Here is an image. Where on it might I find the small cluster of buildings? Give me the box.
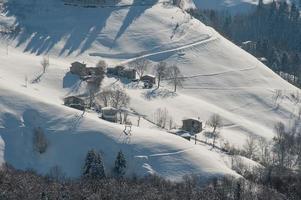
[64,95,119,122]
[107,65,156,88]
[66,61,203,141]
[70,61,102,79]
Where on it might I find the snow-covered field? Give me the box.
[0,0,299,180]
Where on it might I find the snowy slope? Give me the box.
[0,0,299,179]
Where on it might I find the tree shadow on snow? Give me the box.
[114,0,158,41]
[3,0,121,56]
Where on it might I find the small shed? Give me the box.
[241,41,256,52]
[70,61,87,77]
[182,118,203,134]
[141,74,156,84]
[64,96,85,110]
[101,107,118,123]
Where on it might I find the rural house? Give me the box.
[182,118,203,134]
[107,65,136,80]
[101,107,118,123]
[70,61,87,77]
[64,96,85,110]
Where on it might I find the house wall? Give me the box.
[182,120,202,134]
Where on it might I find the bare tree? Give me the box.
[258,137,272,166]
[87,65,105,108]
[110,86,130,109]
[153,108,174,129]
[33,127,48,154]
[206,114,223,148]
[41,56,49,73]
[167,65,184,92]
[155,62,167,88]
[273,122,287,168]
[97,89,112,107]
[243,136,258,159]
[96,59,108,70]
[129,59,150,80]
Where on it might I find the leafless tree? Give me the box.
[97,89,112,107]
[206,114,223,148]
[110,86,130,109]
[155,62,167,88]
[258,137,272,166]
[243,136,258,160]
[41,56,49,73]
[33,127,48,154]
[154,108,168,128]
[96,59,108,70]
[273,122,288,168]
[129,59,150,80]
[167,65,184,92]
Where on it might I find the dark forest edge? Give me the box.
[0,163,299,200]
[189,1,301,88]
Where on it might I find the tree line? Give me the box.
[190,1,301,87]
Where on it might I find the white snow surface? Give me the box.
[0,0,299,180]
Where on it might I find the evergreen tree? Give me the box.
[114,150,126,178]
[83,149,105,179]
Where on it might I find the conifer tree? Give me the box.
[83,149,105,179]
[114,150,126,178]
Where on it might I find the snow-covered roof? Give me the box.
[182,117,203,123]
[142,74,156,78]
[242,40,253,45]
[180,132,192,138]
[102,107,117,111]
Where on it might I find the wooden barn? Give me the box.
[182,118,203,134]
[70,61,87,77]
[101,107,118,123]
[64,96,85,110]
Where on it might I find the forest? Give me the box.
[190,1,301,87]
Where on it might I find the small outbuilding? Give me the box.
[64,96,85,110]
[141,74,156,84]
[241,41,256,52]
[101,107,118,123]
[70,61,87,77]
[182,118,203,134]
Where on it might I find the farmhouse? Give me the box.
[182,118,203,134]
[101,107,118,123]
[70,61,87,77]
[64,96,85,110]
[107,66,136,80]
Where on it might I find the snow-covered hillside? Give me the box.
[0,0,299,180]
